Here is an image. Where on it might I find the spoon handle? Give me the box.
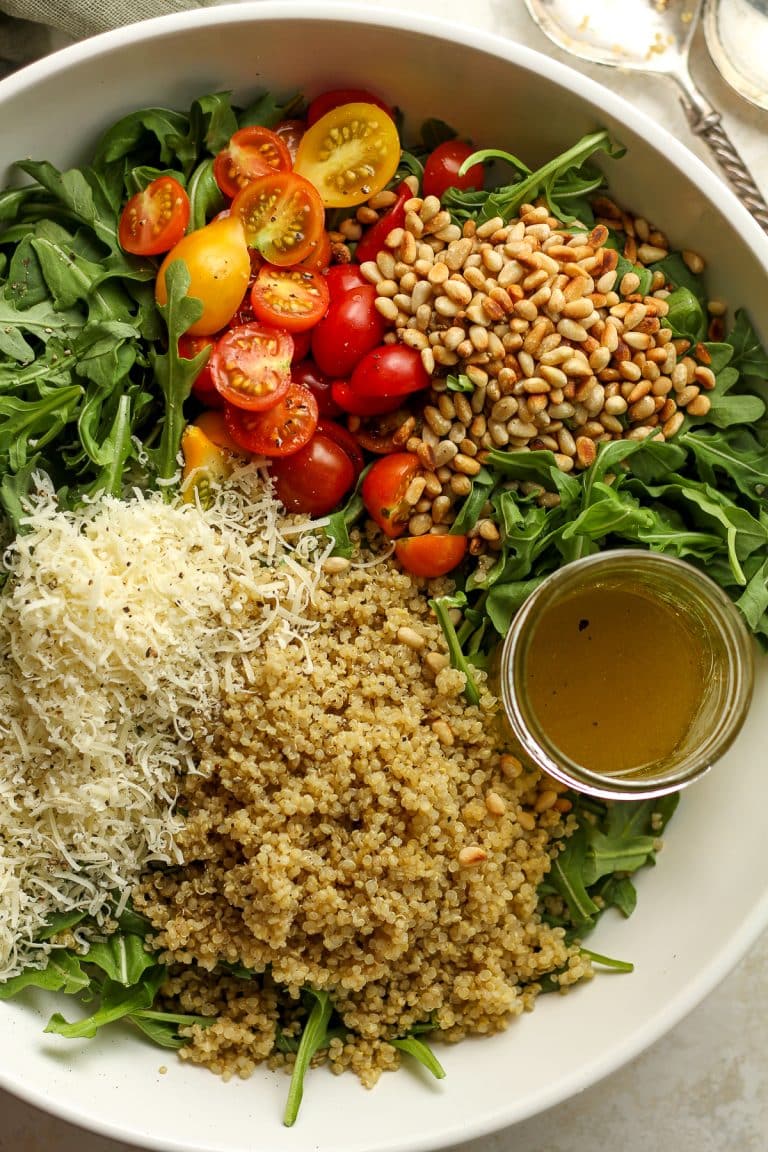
[674,69,768,233]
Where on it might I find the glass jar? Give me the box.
[499,550,754,800]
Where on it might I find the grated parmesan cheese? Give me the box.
[0,465,330,980]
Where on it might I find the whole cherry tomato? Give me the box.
[394,534,468,578]
[306,88,393,126]
[350,344,430,400]
[422,140,484,200]
[316,418,365,477]
[330,379,402,417]
[323,263,368,298]
[291,360,343,418]
[155,215,250,336]
[311,285,386,377]
[270,433,355,516]
[361,452,421,538]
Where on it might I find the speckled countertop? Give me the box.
[0,1,766,1149]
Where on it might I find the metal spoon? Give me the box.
[523,0,768,232]
[703,0,768,111]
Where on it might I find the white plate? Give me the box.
[0,5,767,1150]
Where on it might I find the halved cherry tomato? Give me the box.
[311,285,385,377]
[394,534,468,578]
[249,264,330,333]
[213,126,292,199]
[324,263,368,298]
[331,378,402,417]
[194,409,245,454]
[316,417,365,477]
[292,361,342,418]
[179,333,221,407]
[209,322,293,411]
[294,102,401,209]
[306,88,393,126]
[350,407,412,455]
[422,140,484,200]
[224,383,318,457]
[155,215,251,336]
[350,344,430,400]
[232,172,326,267]
[119,175,190,256]
[361,452,421,538]
[270,432,356,516]
[354,181,411,265]
[274,118,306,163]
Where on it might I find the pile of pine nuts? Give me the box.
[342,180,718,547]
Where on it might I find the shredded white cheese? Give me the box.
[0,466,330,979]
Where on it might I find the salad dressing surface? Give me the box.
[524,581,704,775]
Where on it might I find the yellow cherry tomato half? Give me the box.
[293,102,401,209]
[155,215,251,336]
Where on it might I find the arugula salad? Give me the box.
[0,83,766,1124]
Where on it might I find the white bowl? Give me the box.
[1,5,767,1151]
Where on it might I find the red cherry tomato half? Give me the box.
[273,118,306,164]
[306,88,393,126]
[311,285,386,377]
[209,322,293,412]
[354,181,411,266]
[270,432,356,517]
[316,417,365,477]
[361,452,421,538]
[213,126,292,199]
[350,344,430,400]
[224,383,318,457]
[331,378,402,417]
[422,140,484,200]
[179,333,222,407]
[394,534,468,578]
[249,263,330,333]
[118,176,190,256]
[231,172,326,267]
[292,361,342,418]
[323,263,368,299]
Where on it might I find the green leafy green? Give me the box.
[283,989,334,1128]
[390,1034,446,1079]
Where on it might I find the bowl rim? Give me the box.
[1,4,767,1150]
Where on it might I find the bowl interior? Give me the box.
[1,6,767,1152]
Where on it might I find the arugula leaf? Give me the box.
[83,932,157,986]
[0,952,90,1000]
[283,989,334,1128]
[429,593,481,705]
[729,308,768,391]
[390,1034,446,1079]
[148,260,206,482]
[45,966,167,1039]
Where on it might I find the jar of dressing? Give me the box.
[499,550,754,800]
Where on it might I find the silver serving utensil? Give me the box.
[703,0,768,112]
[523,0,768,232]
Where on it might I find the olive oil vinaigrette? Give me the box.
[500,552,754,798]
[523,582,704,775]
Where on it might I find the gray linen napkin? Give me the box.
[0,0,210,75]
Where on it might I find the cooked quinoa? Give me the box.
[135,557,589,1088]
